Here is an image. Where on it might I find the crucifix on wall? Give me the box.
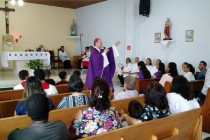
[0,1,15,34]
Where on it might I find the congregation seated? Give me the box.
[81,46,92,69]
[154,59,165,78]
[114,76,138,100]
[72,70,81,77]
[181,62,188,75]
[121,82,170,125]
[118,57,132,87]
[45,70,55,85]
[145,58,153,75]
[159,62,179,86]
[196,61,207,80]
[15,76,55,116]
[9,93,68,140]
[58,46,72,69]
[78,46,89,69]
[34,69,58,95]
[167,76,199,114]
[68,78,121,139]
[57,75,89,109]
[56,71,68,85]
[197,69,210,105]
[13,70,29,90]
[183,63,195,81]
[130,57,140,78]
[136,61,151,79]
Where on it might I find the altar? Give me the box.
[0,52,51,72]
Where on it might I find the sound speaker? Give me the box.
[139,0,150,17]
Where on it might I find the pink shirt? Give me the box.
[159,73,173,87]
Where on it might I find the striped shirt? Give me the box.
[57,93,89,109]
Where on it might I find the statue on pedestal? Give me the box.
[163,18,172,40]
[71,20,77,36]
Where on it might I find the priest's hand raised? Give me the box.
[104,48,109,54]
[115,41,121,47]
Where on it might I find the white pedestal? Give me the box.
[161,40,175,47]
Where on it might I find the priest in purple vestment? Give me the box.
[86,38,120,91]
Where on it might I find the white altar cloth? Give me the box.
[0,52,50,67]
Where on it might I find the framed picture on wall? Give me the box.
[154,33,161,43]
[185,30,194,42]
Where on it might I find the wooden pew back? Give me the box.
[0,96,145,139]
[83,108,202,140]
[135,78,160,93]
[0,89,23,101]
[201,88,210,133]
[55,84,69,94]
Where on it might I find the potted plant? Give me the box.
[26,60,43,75]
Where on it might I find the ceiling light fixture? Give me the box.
[10,0,24,6]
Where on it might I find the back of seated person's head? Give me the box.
[124,76,136,90]
[145,82,168,110]
[19,70,29,81]
[59,71,67,80]
[204,137,210,140]
[171,75,191,100]
[186,63,195,74]
[24,76,45,99]
[128,100,143,119]
[168,62,179,77]
[159,63,165,75]
[26,93,49,122]
[45,70,51,78]
[34,69,45,81]
[73,70,81,77]
[138,61,151,79]
[68,74,83,92]
[89,78,110,111]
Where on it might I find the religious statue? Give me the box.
[71,20,77,36]
[163,18,172,40]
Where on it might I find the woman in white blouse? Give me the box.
[118,57,132,87]
[183,63,195,81]
[58,46,72,69]
[167,75,199,114]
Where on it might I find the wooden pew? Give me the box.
[0,89,23,101]
[201,88,210,133]
[190,80,204,97]
[164,80,204,96]
[0,96,145,140]
[0,93,73,118]
[135,78,160,93]
[55,84,69,94]
[83,108,202,140]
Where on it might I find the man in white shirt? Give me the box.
[14,70,29,90]
[130,57,140,78]
[34,69,58,95]
[58,46,72,69]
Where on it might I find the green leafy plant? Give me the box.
[26,60,43,70]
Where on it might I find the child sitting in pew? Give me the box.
[121,82,171,125]
[13,70,29,90]
[56,71,68,85]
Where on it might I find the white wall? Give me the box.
[75,0,126,70]
[134,0,210,73]
[76,0,210,73]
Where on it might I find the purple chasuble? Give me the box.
[86,47,116,91]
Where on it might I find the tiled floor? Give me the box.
[0,68,210,139]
